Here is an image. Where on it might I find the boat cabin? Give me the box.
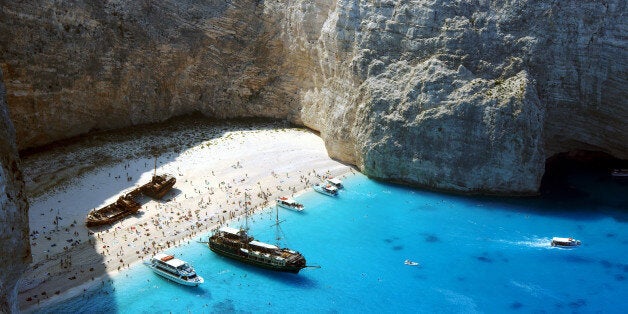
[152,253,195,275]
[326,178,343,188]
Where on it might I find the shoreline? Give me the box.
[18,120,355,312]
[22,171,356,313]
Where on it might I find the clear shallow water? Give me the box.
[39,174,627,313]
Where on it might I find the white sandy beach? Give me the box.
[18,120,353,311]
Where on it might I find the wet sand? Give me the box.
[19,119,353,311]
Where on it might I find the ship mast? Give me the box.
[243,192,249,232]
[153,156,157,178]
[241,192,251,244]
[273,202,286,246]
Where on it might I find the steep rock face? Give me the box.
[0,69,30,313]
[1,0,626,194]
[280,0,626,193]
[0,0,299,149]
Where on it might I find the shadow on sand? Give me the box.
[19,116,296,312]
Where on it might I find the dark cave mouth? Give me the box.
[540,150,628,204]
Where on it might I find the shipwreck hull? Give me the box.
[85,196,141,227]
[85,206,140,227]
[140,175,176,200]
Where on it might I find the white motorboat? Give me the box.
[313,183,338,196]
[551,237,581,247]
[326,177,343,189]
[276,197,304,212]
[146,253,204,286]
[404,259,419,266]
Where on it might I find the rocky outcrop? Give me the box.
[1,0,626,194]
[0,69,30,313]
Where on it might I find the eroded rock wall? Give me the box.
[276,0,626,193]
[1,0,626,194]
[0,0,299,149]
[0,69,30,313]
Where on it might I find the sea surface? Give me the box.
[39,173,628,313]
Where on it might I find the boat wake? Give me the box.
[510,280,562,301]
[496,237,553,249]
[435,288,479,312]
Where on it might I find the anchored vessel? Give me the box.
[326,177,343,189]
[85,194,141,227]
[551,237,581,247]
[313,183,338,196]
[276,197,304,212]
[208,194,308,273]
[146,253,204,286]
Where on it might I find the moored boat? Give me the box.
[313,183,338,196]
[551,237,581,247]
[146,253,204,286]
[209,227,307,273]
[207,193,310,273]
[276,197,304,212]
[326,177,343,189]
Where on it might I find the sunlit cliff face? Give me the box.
[0,0,625,196]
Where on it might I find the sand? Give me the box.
[18,119,354,311]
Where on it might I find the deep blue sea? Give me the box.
[39,173,627,313]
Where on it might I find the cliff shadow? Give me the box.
[536,150,628,218]
[18,115,303,311]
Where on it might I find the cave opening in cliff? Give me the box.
[540,150,628,207]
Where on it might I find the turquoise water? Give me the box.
[40,174,627,313]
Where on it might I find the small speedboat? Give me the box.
[326,177,343,189]
[551,237,581,247]
[276,197,304,212]
[146,253,204,286]
[313,183,338,196]
[404,259,419,266]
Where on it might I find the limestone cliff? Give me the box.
[275,0,627,193]
[0,1,299,148]
[0,69,30,313]
[1,0,626,194]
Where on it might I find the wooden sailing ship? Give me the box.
[207,193,309,273]
[85,194,141,227]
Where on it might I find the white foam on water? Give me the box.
[494,237,553,249]
[436,288,480,313]
[510,280,562,301]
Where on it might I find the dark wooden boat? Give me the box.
[207,194,309,273]
[140,173,176,199]
[86,194,141,227]
[85,158,175,227]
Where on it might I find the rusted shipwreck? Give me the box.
[140,173,176,200]
[85,173,176,227]
[86,194,141,227]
